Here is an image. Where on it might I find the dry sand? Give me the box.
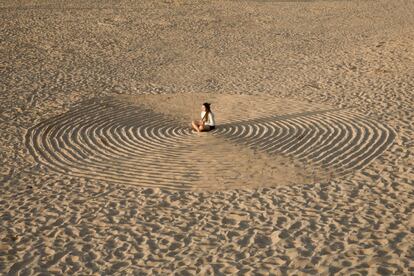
[1,0,413,274]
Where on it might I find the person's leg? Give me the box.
[191,120,198,131]
[192,120,201,132]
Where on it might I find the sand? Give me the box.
[1,0,413,274]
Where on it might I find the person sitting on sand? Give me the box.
[191,102,216,132]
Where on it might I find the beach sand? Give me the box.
[1,0,413,274]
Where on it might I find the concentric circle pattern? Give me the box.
[215,109,396,177]
[26,97,396,190]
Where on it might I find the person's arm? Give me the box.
[200,112,206,125]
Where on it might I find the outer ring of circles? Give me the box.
[26,98,396,190]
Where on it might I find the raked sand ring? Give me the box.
[26,97,395,190]
[215,109,396,178]
[26,99,196,190]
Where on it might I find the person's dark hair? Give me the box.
[202,102,211,122]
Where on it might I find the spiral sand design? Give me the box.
[25,96,395,190]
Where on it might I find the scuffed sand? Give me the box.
[1,0,413,274]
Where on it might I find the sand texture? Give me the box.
[1,0,414,274]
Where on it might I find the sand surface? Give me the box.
[1,0,413,274]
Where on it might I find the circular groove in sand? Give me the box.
[26,98,396,190]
